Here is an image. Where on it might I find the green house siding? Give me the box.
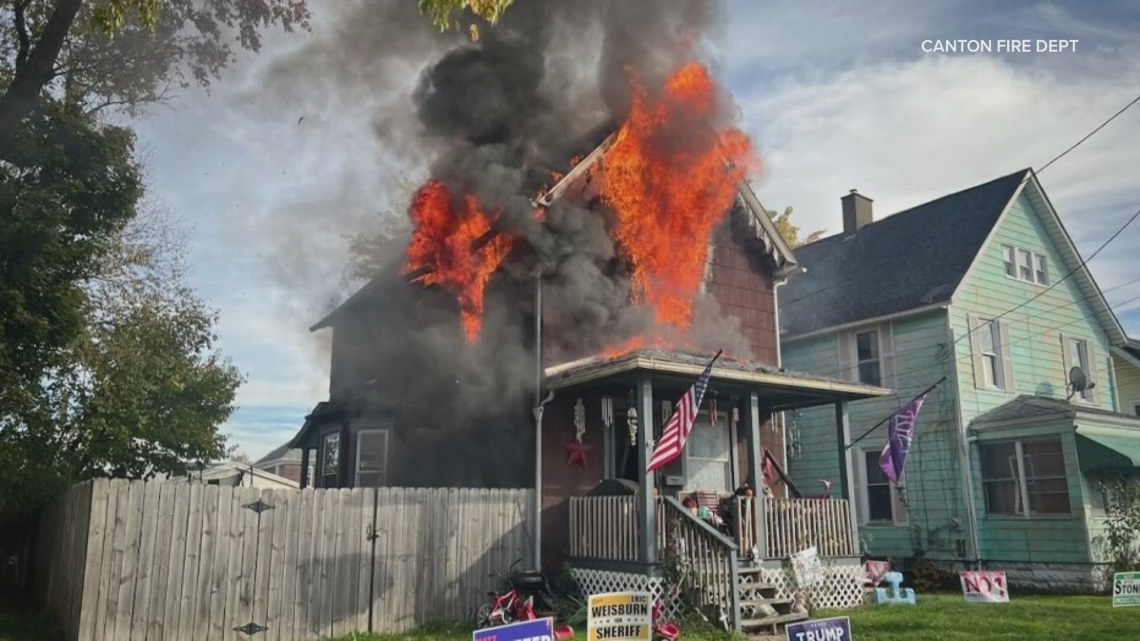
[783,310,969,560]
[951,193,1117,414]
[1112,355,1140,416]
[950,192,1120,565]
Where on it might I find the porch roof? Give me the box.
[1076,429,1140,473]
[543,348,890,409]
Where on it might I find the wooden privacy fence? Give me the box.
[33,479,534,641]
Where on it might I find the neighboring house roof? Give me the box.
[255,443,303,467]
[969,394,1140,429]
[1111,338,1140,369]
[780,170,1028,338]
[780,169,1127,346]
[169,461,300,488]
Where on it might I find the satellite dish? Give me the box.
[1069,366,1088,392]
[1067,366,1096,399]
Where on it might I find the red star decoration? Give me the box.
[564,441,592,468]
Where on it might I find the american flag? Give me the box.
[647,351,722,473]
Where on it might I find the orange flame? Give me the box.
[403,180,515,341]
[594,61,757,329]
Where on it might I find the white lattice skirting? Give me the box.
[569,568,686,622]
[759,561,866,610]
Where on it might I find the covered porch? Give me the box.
[539,349,889,632]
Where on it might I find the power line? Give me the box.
[1037,93,1140,174]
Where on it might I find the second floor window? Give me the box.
[969,315,1011,391]
[1063,335,1093,402]
[1002,245,1048,285]
[840,323,894,388]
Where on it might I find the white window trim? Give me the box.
[1062,335,1095,404]
[838,322,895,388]
[979,437,1072,518]
[1000,244,1049,285]
[854,447,908,526]
[355,429,390,487]
[968,315,1013,392]
[680,409,734,492]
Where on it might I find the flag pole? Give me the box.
[844,376,946,451]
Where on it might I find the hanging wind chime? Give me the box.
[563,397,592,468]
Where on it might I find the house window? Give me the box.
[1002,244,1048,285]
[1132,401,1140,417]
[684,414,732,492]
[979,438,1071,516]
[858,449,907,525]
[321,432,340,487]
[978,320,1001,388]
[855,330,882,386]
[1065,337,1092,401]
[356,429,389,487]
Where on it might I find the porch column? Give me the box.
[636,372,658,564]
[744,391,766,558]
[300,448,311,489]
[835,401,861,555]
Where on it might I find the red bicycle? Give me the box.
[475,558,573,640]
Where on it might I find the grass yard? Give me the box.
[2,593,1137,641]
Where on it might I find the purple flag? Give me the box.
[879,394,927,483]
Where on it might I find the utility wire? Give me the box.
[1037,93,1140,174]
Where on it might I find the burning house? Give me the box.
[283,1,890,632]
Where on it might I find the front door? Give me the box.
[681,409,735,494]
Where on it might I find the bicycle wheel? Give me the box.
[475,604,494,629]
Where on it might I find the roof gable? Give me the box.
[780,170,1030,338]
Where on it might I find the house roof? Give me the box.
[969,394,1140,429]
[1111,338,1140,370]
[780,169,1128,347]
[170,461,300,487]
[779,170,1030,338]
[310,123,798,333]
[543,347,890,409]
[255,443,303,466]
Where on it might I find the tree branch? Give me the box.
[14,0,33,69]
[0,0,84,150]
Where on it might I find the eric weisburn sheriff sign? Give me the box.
[587,592,653,641]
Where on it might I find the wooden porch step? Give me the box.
[740,611,810,632]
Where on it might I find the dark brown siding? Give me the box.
[705,221,779,367]
[540,394,605,572]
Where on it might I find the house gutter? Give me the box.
[946,309,981,569]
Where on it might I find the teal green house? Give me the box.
[777,169,1138,592]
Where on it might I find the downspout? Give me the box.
[946,309,981,568]
[532,274,553,571]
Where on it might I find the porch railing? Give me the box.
[660,497,739,626]
[567,495,666,561]
[763,497,855,558]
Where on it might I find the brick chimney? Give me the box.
[842,189,873,235]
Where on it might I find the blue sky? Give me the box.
[129,1,1140,461]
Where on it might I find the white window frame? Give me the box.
[855,447,908,526]
[1001,244,1048,285]
[979,438,1071,517]
[839,323,894,388]
[680,409,735,493]
[355,429,390,488]
[978,319,1002,389]
[1132,400,1140,418]
[320,431,340,487]
[1065,336,1093,402]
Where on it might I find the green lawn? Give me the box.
[2,593,1138,641]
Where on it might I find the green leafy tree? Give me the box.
[418,0,515,40]
[0,0,311,149]
[771,205,825,248]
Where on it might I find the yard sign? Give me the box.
[785,616,852,641]
[473,617,555,641]
[959,570,1009,603]
[791,546,825,588]
[587,592,652,641]
[1113,572,1140,607]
